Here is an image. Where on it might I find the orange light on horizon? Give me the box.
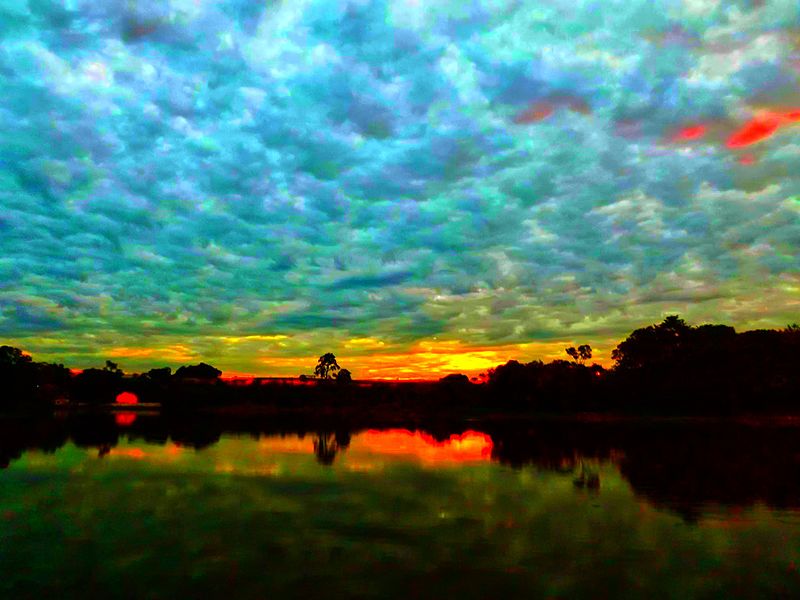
[222,376,255,385]
[240,338,614,380]
[66,337,615,381]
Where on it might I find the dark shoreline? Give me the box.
[10,400,800,426]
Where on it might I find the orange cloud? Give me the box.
[726,109,800,148]
[106,345,196,362]
[671,124,707,142]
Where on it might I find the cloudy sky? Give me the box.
[2,0,799,378]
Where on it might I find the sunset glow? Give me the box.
[115,392,139,405]
[727,114,785,148]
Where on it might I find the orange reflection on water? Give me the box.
[166,443,183,456]
[257,436,316,454]
[115,412,137,427]
[110,447,146,460]
[106,443,185,462]
[354,429,493,465]
[93,432,494,471]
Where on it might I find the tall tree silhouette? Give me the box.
[611,315,690,371]
[566,345,592,364]
[314,353,340,380]
[578,345,592,362]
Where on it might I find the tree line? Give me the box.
[1,315,799,414]
[484,316,800,413]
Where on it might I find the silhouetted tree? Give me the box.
[72,362,125,405]
[486,360,536,405]
[2,315,797,415]
[566,345,592,364]
[129,366,173,404]
[175,363,222,380]
[103,360,122,374]
[0,345,38,406]
[0,346,32,367]
[33,362,71,400]
[607,315,800,412]
[440,373,470,385]
[314,353,340,380]
[611,315,691,371]
[146,367,172,382]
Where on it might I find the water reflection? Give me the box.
[313,431,350,465]
[355,429,493,465]
[2,415,800,598]
[3,414,800,520]
[115,412,138,426]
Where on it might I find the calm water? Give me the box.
[2,415,800,598]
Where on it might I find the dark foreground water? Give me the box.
[2,414,800,598]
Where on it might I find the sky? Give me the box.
[1,0,799,379]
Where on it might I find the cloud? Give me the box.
[0,302,66,333]
[2,0,799,375]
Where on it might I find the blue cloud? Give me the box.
[0,302,66,333]
[1,0,799,370]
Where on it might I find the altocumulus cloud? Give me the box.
[1,0,799,375]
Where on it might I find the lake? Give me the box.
[2,413,800,598]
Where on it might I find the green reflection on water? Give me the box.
[2,435,799,599]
